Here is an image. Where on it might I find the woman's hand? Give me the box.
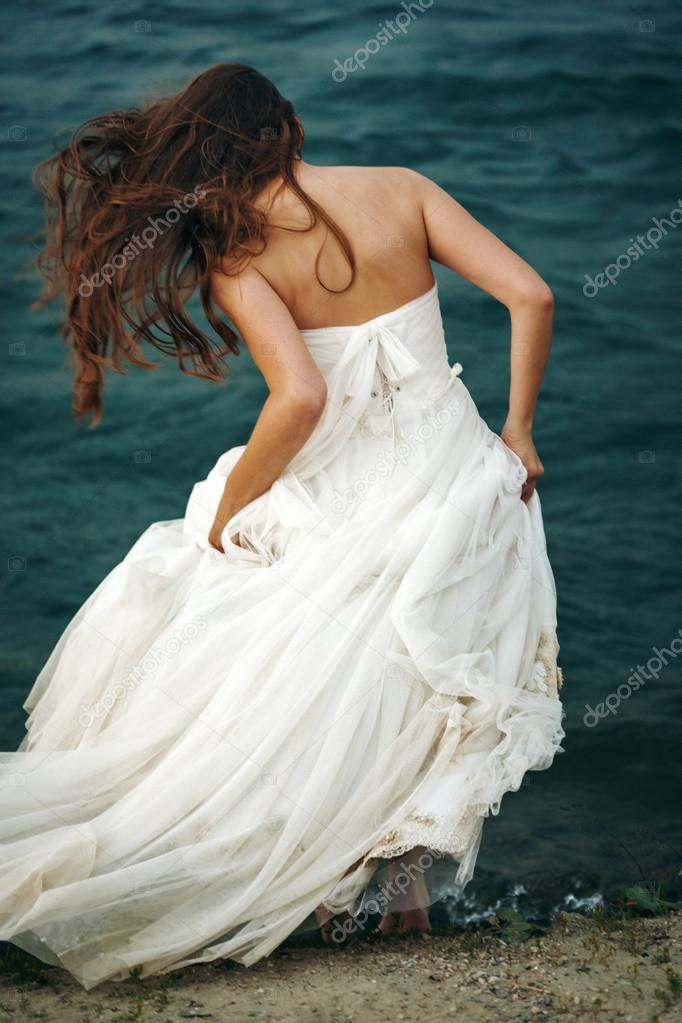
[500,423,544,503]
[208,517,241,553]
[208,518,226,553]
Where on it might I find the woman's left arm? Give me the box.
[207,267,328,552]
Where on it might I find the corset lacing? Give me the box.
[360,361,463,443]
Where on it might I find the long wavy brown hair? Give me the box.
[33,62,355,424]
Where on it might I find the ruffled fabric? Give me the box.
[0,282,564,988]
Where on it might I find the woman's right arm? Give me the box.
[208,267,328,551]
[409,169,554,503]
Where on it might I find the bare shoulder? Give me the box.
[312,165,430,228]
[305,164,411,195]
[323,164,423,192]
[210,263,287,332]
[396,166,450,203]
[342,165,448,214]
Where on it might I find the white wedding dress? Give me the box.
[0,281,565,988]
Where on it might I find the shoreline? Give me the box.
[1,911,680,1022]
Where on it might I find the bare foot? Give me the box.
[378,904,432,936]
[315,907,357,946]
[395,905,432,934]
[377,910,400,936]
[377,846,432,936]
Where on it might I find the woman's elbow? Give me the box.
[514,279,554,312]
[280,382,328,422]
[535,282,555,311]
[298,384,328,420]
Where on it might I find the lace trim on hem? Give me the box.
[527,630,564,697]
[363,806,484,865]
[363,629,564,869]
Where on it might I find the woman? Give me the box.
[0,63,564,987]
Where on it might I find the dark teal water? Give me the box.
[2,0,681,921]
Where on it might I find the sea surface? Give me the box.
[1,0,681,923]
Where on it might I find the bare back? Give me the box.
[209,162,552,456]
[249,165,435,330]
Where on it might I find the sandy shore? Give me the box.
[1,911,680,1023]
